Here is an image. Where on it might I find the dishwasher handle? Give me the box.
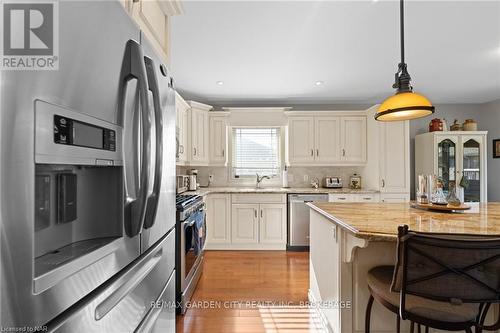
[288,194,329,202]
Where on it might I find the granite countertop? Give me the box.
[183,187,379,196]
[307,202,500,241]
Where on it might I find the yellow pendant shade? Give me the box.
[375,92,435,121]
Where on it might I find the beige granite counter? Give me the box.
[182,187,379,196]
[307,202,500,241]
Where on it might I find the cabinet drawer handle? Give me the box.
[222,149,225,157]
[193,147,197,156]
[382,179,385,188]
[254,209,257,218]
[310,149,314,156]
[260,210,263,218]
[363,197,372,200]
[316,149,319,157]
[342,149,346,157]
[338,197,346,200]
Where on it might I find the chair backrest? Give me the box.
[391,225,500,312]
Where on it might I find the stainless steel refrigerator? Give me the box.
[0,1,176,331]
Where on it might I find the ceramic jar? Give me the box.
[450,119,462,131]
[429,118,443,132]
[463,119,478,131]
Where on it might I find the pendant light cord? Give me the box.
[400,0,405,64]
[393,0,412,93]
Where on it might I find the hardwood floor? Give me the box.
[176,251,326,333]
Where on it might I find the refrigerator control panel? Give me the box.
[54,115,116,151]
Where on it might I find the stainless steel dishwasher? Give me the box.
[287,193,329,250]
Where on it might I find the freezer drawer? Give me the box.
[138,270,176,333]
[48,229,175,333]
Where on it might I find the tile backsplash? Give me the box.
[177,166,370,189]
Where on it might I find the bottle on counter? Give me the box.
[282,165,289,188]
[447,181,462,207]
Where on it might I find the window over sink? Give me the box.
[232,127,281,178]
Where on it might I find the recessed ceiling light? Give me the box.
[315,81,324,86]
[216,81,224,85]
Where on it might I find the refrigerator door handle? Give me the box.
[120,40,151,237]
[143,56,163,230]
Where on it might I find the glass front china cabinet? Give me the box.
[415,131,488,203]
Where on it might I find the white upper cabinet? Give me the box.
[127,0,183,63]
[340,116,367,163]
[379,121,410,193]
[209,112,229,166]
[188,101,211,165]
[287,113,366,166]
[175,92,189,165]
[288,117,315,164]
[315,117,341,163]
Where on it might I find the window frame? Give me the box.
[228,126,283,182]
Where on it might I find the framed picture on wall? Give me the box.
[494,139,500,158]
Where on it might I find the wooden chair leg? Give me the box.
[365,295,374,333]
[410,321,415,333]
[465,327,473,333]
[418,324,422,333]
[425,326,429,333]
[396,315,401,333]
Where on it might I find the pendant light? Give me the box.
[375,0,434,121]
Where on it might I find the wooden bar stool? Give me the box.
[365,225,500,333]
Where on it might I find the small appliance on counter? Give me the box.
[177,175,190,194]
[323,177,343,188]
[188,169,198,191]
[349,174,362,189]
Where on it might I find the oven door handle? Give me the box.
[183,220,195,227]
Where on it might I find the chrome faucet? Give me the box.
[256,173,270,189]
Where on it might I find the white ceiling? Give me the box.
[170,0,500,106]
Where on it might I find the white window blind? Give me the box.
[232,128,281,177]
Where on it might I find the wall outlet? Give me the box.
[303,174,309,182]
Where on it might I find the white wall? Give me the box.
[478,99,500,201]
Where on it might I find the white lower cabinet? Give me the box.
[231,204,259,244]
[205,194,286,250]
[329,193,380,203]
[380,193,410,203]
[259,204,286,244]
[206,194,231,244]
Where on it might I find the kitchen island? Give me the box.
[307,202,500,333]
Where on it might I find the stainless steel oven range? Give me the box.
[176,194,206,314]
